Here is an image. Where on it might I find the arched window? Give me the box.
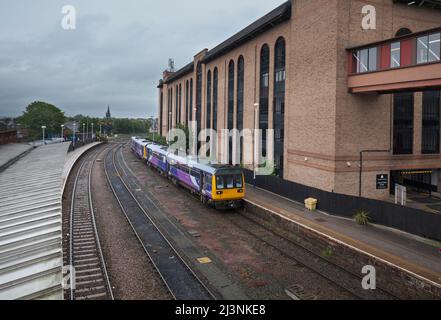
[189,78,193,122]
[396,28,412,37]
[274,37,286,178]
[260,44,270,159]
[159,91,163,136]
[206,70,212,130]
[169,87,173,132]
[196,63,202,137]
[175,85,179,126]
[185,80,189,126]
[228,60,235,165]
[213,68,218,131]
[178,83,182,125]
[237,56,245,164]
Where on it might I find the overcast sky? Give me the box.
[0,0,286,119]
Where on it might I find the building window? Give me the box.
[213,68,218,131]
[274,37,286,178]
[417,33,441,64]
[185,80,189,126]
[179,84,182,125]
[393,92,414,155]
[206,70,212,130]
[260,44,270,158]
[395,28,412,37]
[391,42,401,68]
[159,91,163,135]
[228,60,235,165]
[190,78,193,122]
[196,63,202,137]
[354,47,377,73]
[168,88,173,132]
[237,56,245,164]
[175,85,179,126]
[422,91,440,154]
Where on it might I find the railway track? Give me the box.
[226,212,399,300]
[120,141,402,300]
[63,147,113,300]
[104,144,214,300]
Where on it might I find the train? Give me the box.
[130,137,245,210]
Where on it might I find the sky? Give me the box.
[0,0,286,119]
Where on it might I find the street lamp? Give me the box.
[168,111,172,146]
[83,123,85,143]
[73,122,76,147]
[91,123,94,141]
[100,123,102,137]
[61,124,65,142]
[41,126,46,145]
[150,116,155,142]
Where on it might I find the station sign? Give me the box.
[376,174,388,190]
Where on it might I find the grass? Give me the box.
[354,209,371,226]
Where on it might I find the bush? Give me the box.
[354,210,371,226]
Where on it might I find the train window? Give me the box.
[226,176,234,188]
[216,174,243,189]
[216,176,225,189]
[191,169,200,179]
[234,174,243,188]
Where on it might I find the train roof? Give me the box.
[132,137,152,147]
[167,152,242,175]
[147,143,169,155]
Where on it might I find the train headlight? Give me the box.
[216,191,223,195]
[237,189,243,193]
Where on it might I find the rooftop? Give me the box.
[162,0,292,84]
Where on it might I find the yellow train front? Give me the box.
[209,166,245,210]
[165,153,245,210]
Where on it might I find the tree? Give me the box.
[17,101,66,139]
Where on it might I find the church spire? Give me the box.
[106,105,111,119]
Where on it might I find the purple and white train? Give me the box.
[131,137,245,209]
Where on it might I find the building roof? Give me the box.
[393,0,441,9]
[162,0,292,85]
[163,62,194,85]
[0,143,70,300]
[203,0,292,63]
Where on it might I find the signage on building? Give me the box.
[376,174,388,190]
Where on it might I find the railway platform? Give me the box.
[244,186,441,298]
[0,142,101,300]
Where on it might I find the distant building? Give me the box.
[0,118,18,144]
[102,105,113,135]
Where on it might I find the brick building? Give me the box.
[157,0,441,200]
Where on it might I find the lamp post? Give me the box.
[253,103,259,188]
[41,126,46,145]
[91,123,94,141]
[61,124,65,142]
[100,123,102,136]
[150,116,155,142]
[86,120,89,141]
[168,111,172,146]
[73,122,76,147]
[83,123,85,143]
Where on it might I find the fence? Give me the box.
[67,138,97,152]
[243,169,441,241]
